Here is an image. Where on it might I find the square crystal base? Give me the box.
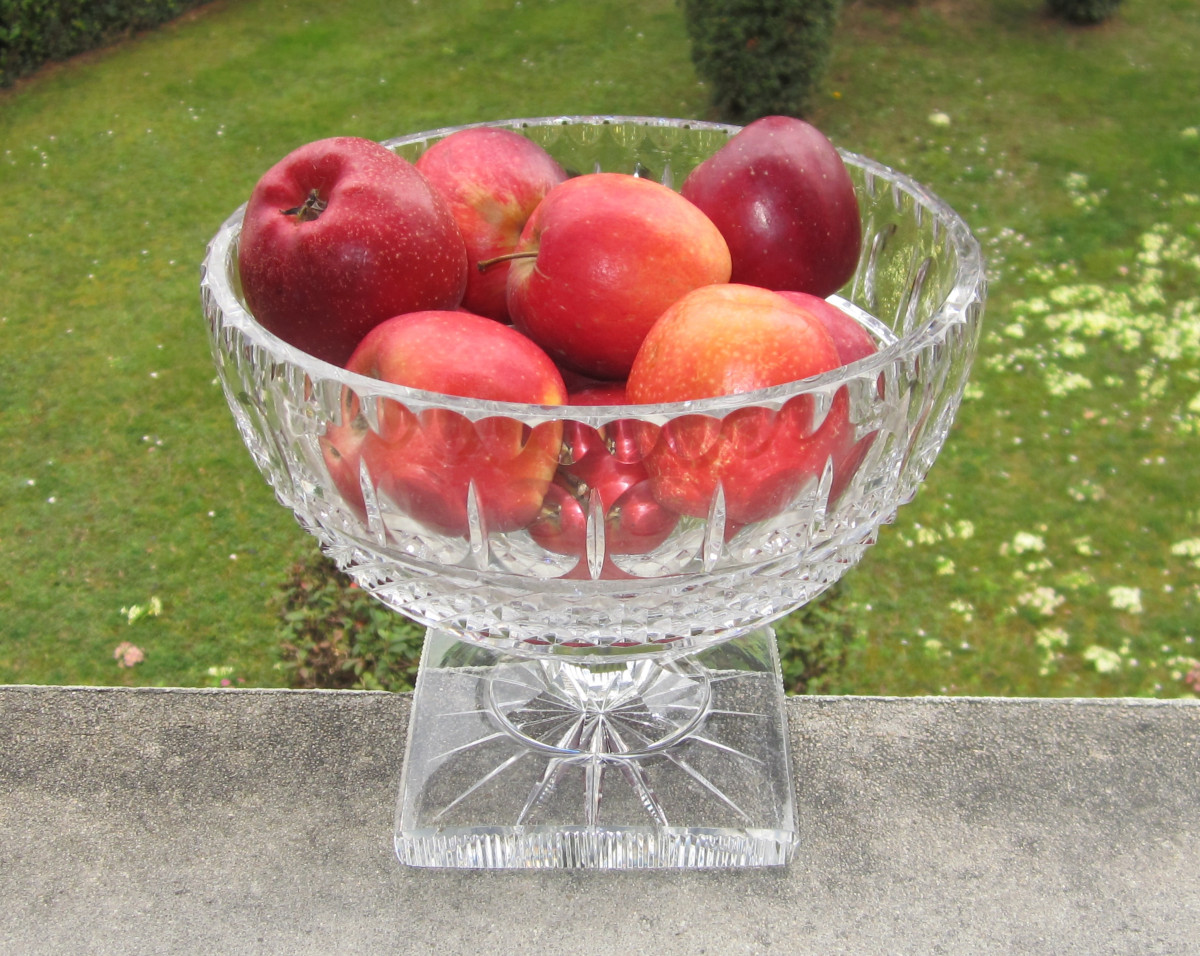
[394,627,797,869]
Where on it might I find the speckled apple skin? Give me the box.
[416,127,568,322]
[627,284,844,525]
[506,173,732,380]
[238,137,468,367]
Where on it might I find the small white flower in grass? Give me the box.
[1067,479,1105,503]
[1010,531,1045,555]
[915,525,943,546]
[1108,586,1143,614]
[1017,586,1065,616]
[948,599,975,622]
[928,111,951,127]
[1045,367,1093,397]
[1036,626,1070,676]
[1167,655,1200,682]
[935,556,956,576]
[1170,538,1200,568]
[1182,127,1199,141]
[1063,171,1089,192]
[122,597,162,625]
[1037,626,1070,650]
[1083,645,1123,674]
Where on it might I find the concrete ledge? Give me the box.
[2,685,1197,954]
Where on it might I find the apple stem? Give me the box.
[282,189,328,222]
[475,250,537,273]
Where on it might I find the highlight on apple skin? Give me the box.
[681,115,862,300]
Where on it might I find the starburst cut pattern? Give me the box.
[423,657,767,829]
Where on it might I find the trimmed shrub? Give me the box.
[1046,0,1122,25]
[0,0,209,87]
[679,0,843,122]
[274,549,424,692]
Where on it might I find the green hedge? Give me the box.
[0,0,208,86]
[274,548,425,692]
[679,0,842,122]
[1046,0,1123,25]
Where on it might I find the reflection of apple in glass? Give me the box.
[504,172,732,380]
[528,385,678,575]
[680,116,861,299]
[626,284,842,526]
[237,136,469,367]
[415,127,568,322]
[777,291,880,504]
[320,311,566,537]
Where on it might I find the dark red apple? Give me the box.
[238,137,469,366]
[505,172,732,380]
[320,310,566,537]
[626,283,842,525]
[680,116,862,299]
[415,127,568,322]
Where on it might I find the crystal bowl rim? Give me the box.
[202,114,985,426]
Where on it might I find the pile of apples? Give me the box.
[237,117,879,569]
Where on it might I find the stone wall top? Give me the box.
[2,686,1197,954]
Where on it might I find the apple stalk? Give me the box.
[282,188,328,222]
[476,250,537,272]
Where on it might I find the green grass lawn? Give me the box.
[2,0,1197,696]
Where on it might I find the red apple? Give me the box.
[505,172,732,380]
[415,127,568,322]
[529,426,678,574]
[776,292,877,366]
[238,137,469,366]
[528,383,678,575]
[680,116,862,299]
[568,383,630,407]
[626,284,843,525]
[529,479,677,580]
[320,311,566,537]
[777,291,880,504]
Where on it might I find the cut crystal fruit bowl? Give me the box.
[201,116,986,869]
